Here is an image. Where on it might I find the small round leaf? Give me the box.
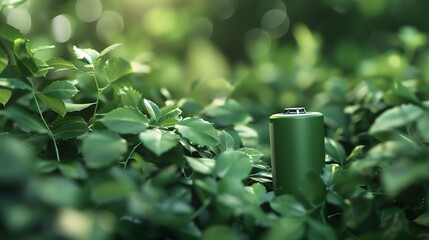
[82,131,127,168]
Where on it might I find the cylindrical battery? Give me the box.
[269,107,325,199]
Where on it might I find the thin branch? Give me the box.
[30,80,60,162]
[122,141,143,169]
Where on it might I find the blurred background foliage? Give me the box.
[2,0,429,239]
[3,0,429,151]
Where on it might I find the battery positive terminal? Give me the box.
[284,107,306,114]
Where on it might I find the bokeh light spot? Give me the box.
[6,8,32,34]
[244,28,272,60]
[388,54,401,68]
[57,208,93,239]
[142,7,176,37]
[261,9,290,38]
[75,0,102,22]
[261,9,287,30]
[51,15,73,43]
[257,63,278,83]
[193,17,213,39]
[213,1,235,20]
[96,11,124,42]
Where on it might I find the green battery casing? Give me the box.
[269,108,325,198]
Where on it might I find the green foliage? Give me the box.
[0,88,11,105]
[176,117,220,148]
[2,0,429,239]
[42,81,79,99]
[215,151,253,179]
[139,129,178,156]
[0,25,276,240]
[100,107,149,134]
[82,131,128,168]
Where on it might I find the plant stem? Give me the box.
[190,198,212,220]
[122,141,143,169]
[89,74,101,131]
[31,82,60,162]
[0,38,17,65]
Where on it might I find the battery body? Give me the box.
[269,108,325,199]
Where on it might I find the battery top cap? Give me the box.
[284,107,306,114]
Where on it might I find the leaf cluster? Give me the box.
[0,24,336,240]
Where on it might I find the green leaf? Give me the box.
[234,125,258,146]
[36,92,66,117]
[369,104,423,133]
[0,78,31,90]
[99,107,149,134]
[64,102,96,112]
[151,165,178,186]
[417,112,429,141]
[139,129,178,156]
[307,218,338,240]
[31,177,81,207]
[205,99,252,127]
[143,98,161,123]
[264,217,305,240]
[0,135,33,181]
[82,131,127,168]
[0,46,8,73]
[178,98,204,116]
[105,57,133,82]
[73,45,99,64]
[201,225,239,240]
[347,145,365,161]
[53,117,88,140]
[58,161,87,180]
[215,151,252,180]
[3,106,48,133]
[300,172,327,205]
[0,0,28,11]
[343,196,373,229]
[42,81,78,99]
[33,58,50,77]
[218,130,236,152]
[46,58,76,71]
[0,88,12,106]
[159,105,182,128]
[0,24,24,43]
[11,38,49,77]
[270,195,307,217]
[216,178,247,210]
[179,137,198,154]
[238,147,263,162]
[325,138,346,166]
[98,43,122,59]
[116,86,140,107]
[177,222,202,239]
[90,180,133,204]
[195,177,217,194]
[186,157,215,175]
[36,160,57,174]
[32,45,55,53]
[176,117,219,148]
[13,38,39,76]
[249,170,272,184]
[382,160,429,195]
[384,82,421,106]
[248,182,266,205]
[414,212,429,226]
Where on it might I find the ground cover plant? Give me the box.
[1,0,429,239]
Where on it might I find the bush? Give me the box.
[2,1,429,240]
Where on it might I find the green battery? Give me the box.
[269,107,325,199]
